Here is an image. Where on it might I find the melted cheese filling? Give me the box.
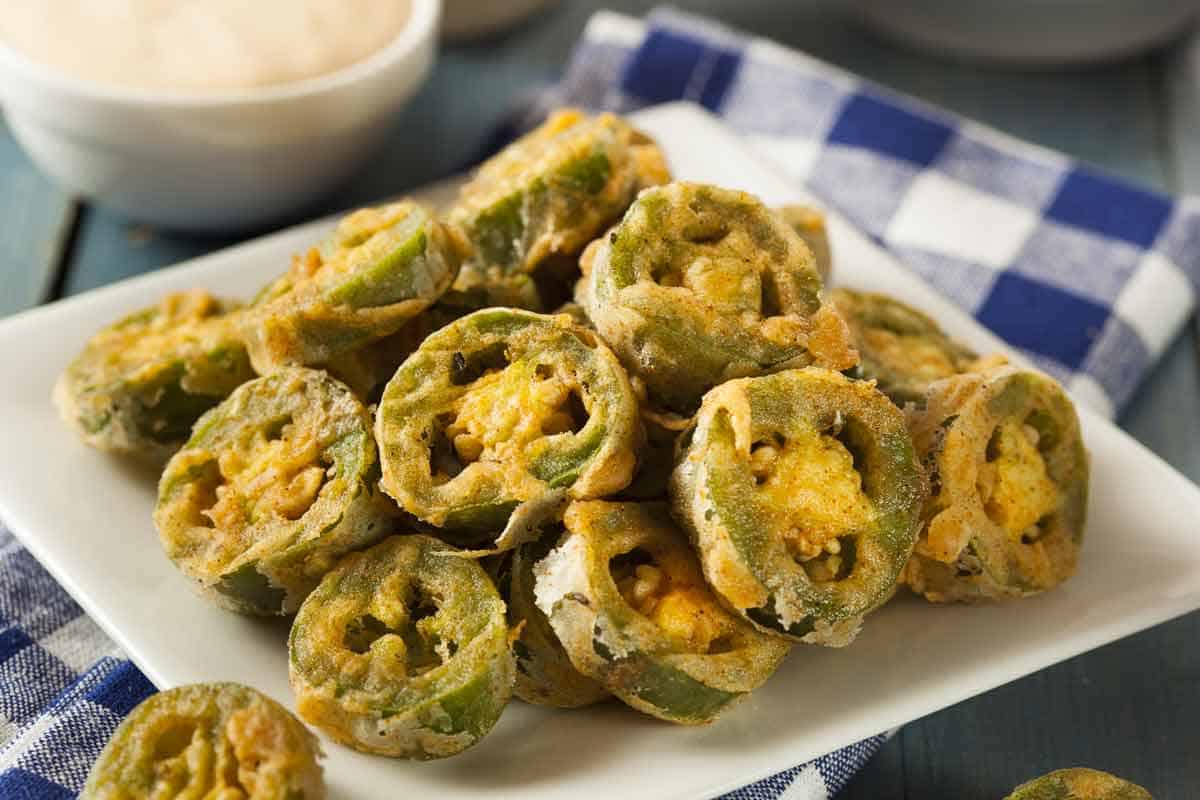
[205,420,326,536]
[616,557,734,654]
[441,360,579,475]
[978,419,1059,541]
[752,429,875,578]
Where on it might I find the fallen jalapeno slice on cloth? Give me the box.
[580,182,856,414]
[904,364,1089,602]
[54,289,254,462]
[832,288,978,407]
[671,367,925,646]
[81,682,324,800]
[534,501,789,724]
[375,308,640,549]
[448,108,668,280]
[775,204,832,285]
[1005,768,1152,800]
[500,535,610,708]
[155,367,394,615]
[240,201,466,374]
[288,534,514,760]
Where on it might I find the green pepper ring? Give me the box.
[289,534,513,760]
[670,367,925,646]
[904,364,1089,602]
[534,501,789,725]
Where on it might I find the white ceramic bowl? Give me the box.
[852,0,1198,66]
[0,0,440,232]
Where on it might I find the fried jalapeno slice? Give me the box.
[82,682,324,800]
[375,309,640,548]
[288,534,514,760]
[580,182,856,414]
[671,368,924,646]
[499,536,610,708]
[54,290,254,462]
[155,368,394,615]
[449,108,668,280]
[775,204,832,285]
[1005,769,1152,800]
[904,364,1089,602]
[241,201,466,373]
[832,288,978,406]
[534,501,789,724]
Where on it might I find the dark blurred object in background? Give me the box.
[851,0,1198,65]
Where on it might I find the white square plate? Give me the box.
[1,103,1198,799]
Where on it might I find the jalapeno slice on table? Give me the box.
[671,367,924,646]
[775,204,832,285]
[580,182,856,414]
[1005,769,1152,800]
[375,308,640,549]
[54,290,254,462]
[82,682,324,800]
[831,288,978,407]
[903,364,1088,602]
[499,535,610,708]
[533,501,789,724]
[448,108,668,281]
[155,368,394,615]
[288,534,513,760]
[240,201,466,374]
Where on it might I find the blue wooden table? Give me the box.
[2,2,1197,797]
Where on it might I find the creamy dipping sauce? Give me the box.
[0,0,412,93]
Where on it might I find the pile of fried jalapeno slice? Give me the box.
[59,108,1091,784]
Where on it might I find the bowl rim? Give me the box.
[0,0,440,108]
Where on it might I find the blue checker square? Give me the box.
[85,659,155,717]
[1011,221,1141,306]
[0,625,34,663]
[892,246,1000,313]
[1045,168,1172,248]
[827,93,954,167]
[620,29,741,110]
[977,273,1110,370]
[0,768,74,800]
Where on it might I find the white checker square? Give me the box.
[886,172,1038,269]
[38,615,118,674]
[1113,252,1196,356]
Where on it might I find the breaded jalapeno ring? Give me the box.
[775,204,833,285]
[375,308,640,549]
[904,365,1088,602]
[580,182,856,414]
[289,535,513,760]
[449,108,668,280]
[54,290,254,462]
[534,501,788,724]
[671,368,925,646]
[831,288,978,407]
[498,536,610,708]
[82,682,324,800]
[155,368,394,615]
[1005,769,1152,800]
[241,201,466,373]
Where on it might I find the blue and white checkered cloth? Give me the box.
[4,7,1200,799]
[518,7,1200,419]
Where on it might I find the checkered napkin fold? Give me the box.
[3,7,1199,800]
